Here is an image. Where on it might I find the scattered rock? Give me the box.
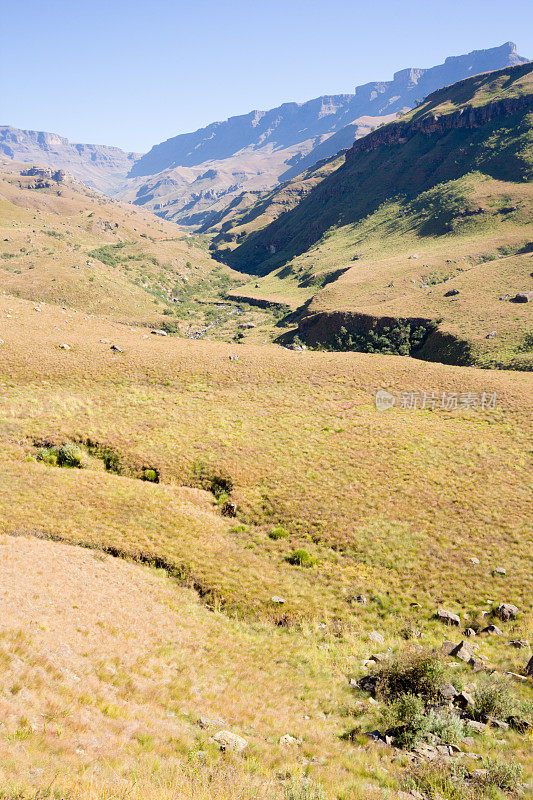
[280,734,299,746]
[369,631,385,644]
[480,624,503,636]
[437,609,461,626]
[486,717,509,731]
[507,715,531,733]
[211,730,247,753]
[510,291,533,302]
[271,596,285,604]
[465,628,477,637]
[465,720,486,734]
[441,640,457,656]
[150,329,168,336]
[455,691,475,710]
[440,682,459,700]
[198,715,226,729]
[494,603,518,621]
[451,641,474,663]
[508,639,530,649]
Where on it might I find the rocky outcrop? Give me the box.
[346,91,533,163]
[0,126,140,194]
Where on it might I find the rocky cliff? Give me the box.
[0,126,141,194]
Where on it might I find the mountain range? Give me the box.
[1,42,528,228]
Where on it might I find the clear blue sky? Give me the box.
[1,0,531,153]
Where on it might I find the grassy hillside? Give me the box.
[0,160,285,342]
[0,293,531,798]
[217,63,533,368]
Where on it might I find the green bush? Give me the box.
[376,647,446,703]
[473,676,514,722]
[426,709,465,744]
[142,468,159,483]
[36,447,57,466]
[56,444,86,468]
[286,549,314,567]
[269,525,289,540]
[480,758,523,791]
[387,693,429,749]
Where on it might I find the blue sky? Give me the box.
[1,0,532,153]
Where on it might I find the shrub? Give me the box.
[269,525,289,540]
[480,758,523,791]
[36,447,57,466]
[142,468,159,483]
[56,444,86,469]
[387,693,429,748]
[286,549,314,567]
[426,708,465,744]
[376,647,446,703]
[473,676,514,722]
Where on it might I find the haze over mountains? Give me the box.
[0,42,528,229]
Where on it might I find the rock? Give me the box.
[369,631,384,644]
[525,655,533,677]
[507,715,531,733]
[480,624,503,636]
[455,691,475,710]
[220,499,237,517]
[228,354,239,361]
[469,557,480,564]
[508,639,530,649]
[444,289,460,297]
[110,345,123,353]
[211,730,247,753]
[486,717,509,730]
[198,715,226,729]
[465,720,486,734]
[358,675,380,694]
[271,596,285,604]
[280,734,299,746]
[470,658,487,673]
[371,653,389,663]
[150,329,168,336]
[437,609,461,626]
[355,594,368,604]
[348,678,358,688]
[511,291,533,302]
[495,603,518,621]
[440,682,459,700]
[441,640,457,656]
[100,338,110,344]
[465,628,477,637]
[58,343,71,350]
[364,730,387,745]
[505,672,527,682]
[451,641,474,663]
[485,331,497,339]
[493,567,506,576]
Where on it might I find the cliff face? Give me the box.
[123,43,528,227]
[0,126,141,194]
[346,96,533,161]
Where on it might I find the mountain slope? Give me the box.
[0,126,141,194]
[219,62,533,368]
[120,42,528,227]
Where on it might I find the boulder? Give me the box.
[444,288,460,297]
[480,624,503,636]
[465,628,477,637]
[211,730,247,753]
[455,691,475,710]
[441,640,457,655]
[437,609,461,626]
[465,720,486,734]
[494,603,518,621]
[440,682,459,700]
[511,291,533,302]
[198,715,226,729]
[526,655,533,677]
[508,639,530,649]
[451,641,474,663]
